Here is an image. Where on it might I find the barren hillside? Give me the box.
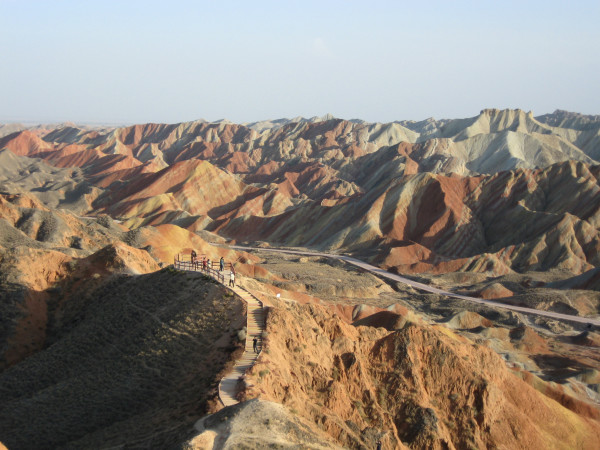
[2,110,599,284]
[1,110,599,448]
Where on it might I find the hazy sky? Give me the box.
[1,0,598,124]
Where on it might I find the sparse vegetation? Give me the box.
[352,400,367,420]
[378,387,388,409]
[0,270,246,449]
[332,366,340,381]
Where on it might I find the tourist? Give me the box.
[253,336,258,353]
[191,249,197,267]
[220,256,225,271]
[229,269,235,287]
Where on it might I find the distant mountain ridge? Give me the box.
[3,108,599,173]
[536,109,600,130]
[1,108,599,278]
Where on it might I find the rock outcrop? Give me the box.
[2,111,599,281]
[243,301,600,449]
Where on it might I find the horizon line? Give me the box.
[0,108,597,129]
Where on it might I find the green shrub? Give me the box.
[378,388,388,409]
[352,400,367,419]
[332,367,340,381]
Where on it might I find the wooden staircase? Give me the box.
[218,285,265,406]
[173,256,265,407]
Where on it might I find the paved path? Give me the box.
[231,246,600,327]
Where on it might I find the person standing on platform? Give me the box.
[220,256,225,271]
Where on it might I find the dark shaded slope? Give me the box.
[0,269,245,449]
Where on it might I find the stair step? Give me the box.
[217,282,265,408]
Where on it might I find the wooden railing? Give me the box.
[173,252,266,408]
[173,253,230,284]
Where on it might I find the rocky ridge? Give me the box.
[234,299,600,449]
[1,109,599,283]
[0,109,599,448]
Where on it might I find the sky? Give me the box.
[0,0,598,124]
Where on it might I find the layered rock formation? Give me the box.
[241,300,600,449]
[1,109,599,447]
[1,109,599,283]
[218,161,600,281]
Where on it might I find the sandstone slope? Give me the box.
[3,111,599,289]
[0,190,259,370]
[241,301,600,449]
[218,161,600,283]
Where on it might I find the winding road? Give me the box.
[231,245,600,327]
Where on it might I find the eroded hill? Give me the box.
[235,300,600,449]
[1,110,599,448]
[0,269,246,449]
[1,110,599,285]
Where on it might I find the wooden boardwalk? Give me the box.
[173,255,264,407]
[217,285,264,406]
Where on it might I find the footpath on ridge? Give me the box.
[173,255,265,407]
[175,244,599,408]
[218,285,264,406]
[230,245,600,327]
